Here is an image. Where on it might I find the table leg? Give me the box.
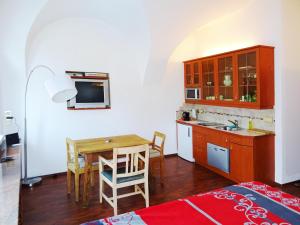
[82,154,92,207]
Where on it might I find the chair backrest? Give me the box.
[66,138,80,165]
[152,131,166,154]
[112,144,149,183]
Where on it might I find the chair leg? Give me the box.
[75,172,80,202]
[67,169,72,194]
[99,176,103,203]
[149,159,153,177]
[113,188,118,216]
[90,171,94,187]
[144,180,149,207]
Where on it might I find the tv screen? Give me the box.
[75,81,104,103]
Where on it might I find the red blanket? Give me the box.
[83,182,300,225]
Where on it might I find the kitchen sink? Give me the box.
[215,126,242,131]
[197,121,224,126]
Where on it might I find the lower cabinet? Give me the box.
[190,123,274,184]
[230,143,254,182]
[192,130,206,164]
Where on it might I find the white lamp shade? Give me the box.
[44,75,77,103]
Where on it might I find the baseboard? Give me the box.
[281,173,300,184]
[164,153,178,158]
[39,154,179,178]
[41,171,67,178]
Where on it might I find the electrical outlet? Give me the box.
[263,116,274,123]
[199,109,204,114]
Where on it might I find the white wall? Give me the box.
[26,18,182,176]
[1,0,300,184]
[280,0,300,183]
[1,0,249,177]
[0,0,48,133]
[167,0,286,183]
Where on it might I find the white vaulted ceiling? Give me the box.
[26,0,251,84]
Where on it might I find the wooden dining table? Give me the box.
[71,134,151,207]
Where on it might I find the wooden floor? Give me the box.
[22,156,300,225]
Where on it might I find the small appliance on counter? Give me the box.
[182,111,190,121]
[3,111,20,146]
[191,109,198,120]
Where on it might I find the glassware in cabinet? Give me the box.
[202,59,215,100]
[218,56,233,101]
[237,51,257,103]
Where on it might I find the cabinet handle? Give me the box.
[225,138,228,142]
[188,127,190,137]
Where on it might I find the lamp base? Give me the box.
[1,156,14,163]
[293,181,300,187]
[22,177,42,187]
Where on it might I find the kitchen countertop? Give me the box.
[177,119,274,137]
[0,146,21,225]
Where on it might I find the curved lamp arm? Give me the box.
[22,65,77,186]
[24,65,55,121]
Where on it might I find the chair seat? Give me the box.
[101,167,144,184]
[149,148,161,158]
[70,156,99,168]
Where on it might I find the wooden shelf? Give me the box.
[67,107,111,110]
[219,85,233,88]
[70,76,108,80]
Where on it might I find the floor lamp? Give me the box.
[22,65,77,187]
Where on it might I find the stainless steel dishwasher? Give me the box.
[207,143,230,173]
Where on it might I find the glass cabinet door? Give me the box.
[202,60,215,100]
[193,61,200,85]
[185,63,192,86]
[218,56,233,101]
[237,51,257,103]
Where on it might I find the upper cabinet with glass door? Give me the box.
[184,63,192,87]
[202,59,215,101]
[218,55,234,102]
[237,50,258,104]
[184,61,200,88]
[183,45,274,109]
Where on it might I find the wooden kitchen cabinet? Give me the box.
[201,59,216,101]
[180,120,275,184]
[217,54,235,103]
[192,128,206,164]
[184,61,200,88]
[230,143,254,182]
[183,45,274,109]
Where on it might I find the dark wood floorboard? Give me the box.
[22,156,300,225]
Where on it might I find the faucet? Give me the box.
[228,120,239,128]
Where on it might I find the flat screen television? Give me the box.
[67,79,110,109]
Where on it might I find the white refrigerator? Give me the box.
[177,123,194,162]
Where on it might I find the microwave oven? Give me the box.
[185,88,200,100]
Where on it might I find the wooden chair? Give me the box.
[66,138,99,202]
[149,131,166,180]
[99,144,150,216]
